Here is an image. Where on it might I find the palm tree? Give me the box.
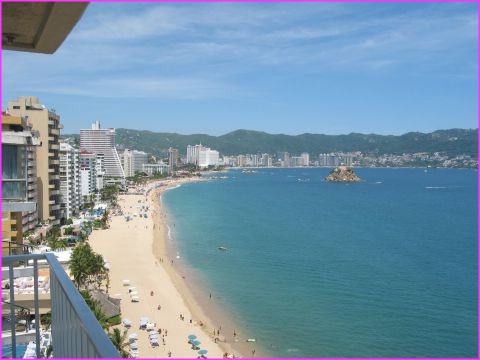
[108,328,129,358]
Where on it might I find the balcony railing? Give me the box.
[2,254,120,358]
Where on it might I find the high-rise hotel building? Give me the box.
[59,141,81,219]
[7,96,63,225]
[2,113,40,254]
[122,149,148,177]
[80,121,125,184]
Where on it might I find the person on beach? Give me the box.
[158,305,161,310]
[151,291,154,296]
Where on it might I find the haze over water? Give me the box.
[163,168,477,358]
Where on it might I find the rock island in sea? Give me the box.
[325,166,362,182]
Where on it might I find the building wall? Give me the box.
[2,211,23,255]
[142,163,169,175]
[168,148,179,173]
[60,142,81,219]
[198,148,219,168]
[23,133,38,232]
[7,96,62,225]
[80,121,125,180]
[123,149,148,177]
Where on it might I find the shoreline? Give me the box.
[152,178,259,359]
[88,176,229,358]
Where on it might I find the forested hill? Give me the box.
[66,128,477,157]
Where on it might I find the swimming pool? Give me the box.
[2,343,27,358]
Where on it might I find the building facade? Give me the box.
[79,151,105,201]
[59,142,81,219]
[80,121,125,183]
[198,148,219,168]
[7,96,62,225]
[123,149,148,177]
[23,119,39,233]
[142,163,169,175]
[168,148,179,174]
[2,112,40,254]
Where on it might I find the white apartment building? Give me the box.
[186,144,206,165]
[59,142,81,219]
[123,149,148,177]
[80,121,125,182]
[261,153,272,167]
[301,152,310,166]
[168,148,179,174]
[198,148,219,168]
[79,151,105,200]
[142,163,169,175]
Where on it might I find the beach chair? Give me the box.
[130,349,139,358]
[123,279,131,286]
[131,296,140,302]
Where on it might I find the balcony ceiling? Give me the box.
[2,2,88,54]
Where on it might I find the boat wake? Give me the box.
[425,186,447,189]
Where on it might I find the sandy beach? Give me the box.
[89,177,241,358]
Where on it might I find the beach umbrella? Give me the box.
[188,335,197,340]
[192,340,201,346]
[198,350,208,355]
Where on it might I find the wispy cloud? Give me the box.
[3,2,477,102]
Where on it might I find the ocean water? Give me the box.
[163,168,478,358]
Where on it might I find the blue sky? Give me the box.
[2,2,478,136]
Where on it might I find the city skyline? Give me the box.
[2,2,477,136]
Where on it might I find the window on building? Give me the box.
[2,145,27,200]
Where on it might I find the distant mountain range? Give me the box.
[65,128,477,158]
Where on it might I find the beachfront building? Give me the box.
[2,3,120,357]
[318,154,340,167]
[186,144,206,165]
[80,121,125,185]
[7,96,63,225]
[301,152,310,166]
[59,141,81,219]
[123,149,148,177]
[79,151,105,200]
[237,155,246,167]
[168,147,179,174]
[261,153,272,167]
[198,148,220,168]
[2,113,41,254]
[142,163,169,175]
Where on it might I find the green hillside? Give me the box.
[64,128,477,158]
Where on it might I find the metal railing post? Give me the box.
[8,264,17,358]
[33,258,41,357]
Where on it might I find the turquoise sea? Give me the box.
[163,168,477,358]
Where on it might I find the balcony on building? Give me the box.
[2,123,40,213]
[2,254,119,358]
